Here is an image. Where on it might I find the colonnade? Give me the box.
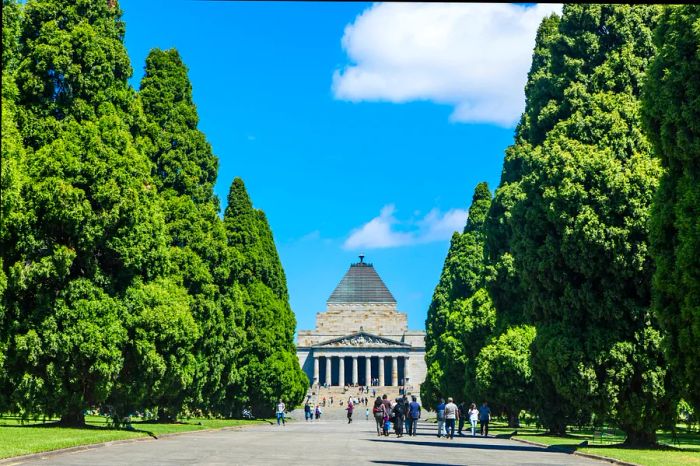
[312,354,409,387]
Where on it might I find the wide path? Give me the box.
[18,419,605,466]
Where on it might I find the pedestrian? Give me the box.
[468,403,479,437]
[444,397,458,440]
[315,404,322,420]
[408,395,421,436]
[436,398,446,438]
[402,394,411,435]
[479,400,491,437]
[457,400,466,436]
[304,402,312,422]
[276,399,286,426]
[372,397,385,436]
[393,397,405,437]
[346,399,354,424]
[330,396,334,406]
[365,407,370,420]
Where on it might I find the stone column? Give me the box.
[338,356,345,387]
[379,357,385,386]
[365,356,371,386]
[391,356,398,387]
[325,357,332,386]
[352,356,358,385]
[313,356,319,384]
[404,356,410,385]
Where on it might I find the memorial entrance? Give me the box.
[296,256,426,390]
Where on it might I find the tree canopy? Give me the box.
[0,0,306,424]
[643,4,700,412]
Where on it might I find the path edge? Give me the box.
[0,422,268,465]
[510,436,642,466]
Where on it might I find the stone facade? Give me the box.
[296,257,426,390]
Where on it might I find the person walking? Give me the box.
[393,397,405,437]
[315,404,322,420]
[479,401,491,437]
[276,399,286,426]
[468,403,479,437]
[436,398,446,438]
[408,395,421,436]
[372,397,385,436]
[457,401,466,436]
[444,397,458,440]
[346,398,355,424]
[304,402,312,422]
[402,395,411,435]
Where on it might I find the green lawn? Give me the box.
[0,415,268,459]
[489,423,700,466]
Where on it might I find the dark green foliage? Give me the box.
[643,5,700,411]
[505,5,671,444]
[1,0,305,423]
[2,0,22,73]
[475,325,535,427]
[224,179,307,416]
[134,47,236,419]
[422,183,495,407]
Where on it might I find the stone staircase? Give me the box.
[290,385,422,421]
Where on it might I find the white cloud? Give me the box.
[343,204,467,250]
[332,3,562,127]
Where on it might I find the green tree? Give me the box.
[508,5,672,444]
[223,178,307,416]
[133,47,238,419]
[1,0,170,426]
[422,183,495,407]
[643,5,700,412]
[475,325,536,427]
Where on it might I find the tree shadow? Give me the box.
[372,461,464,466]
[367,438,573,454]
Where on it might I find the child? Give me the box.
[365,407,370,420]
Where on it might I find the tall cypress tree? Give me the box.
[422,182,495,407]
[509,5,671,444]
[132,48,236,419]
[643,5,700,412]
[2,0,169,425]
[223,178,307,416]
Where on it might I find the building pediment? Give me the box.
[313,331,410,348]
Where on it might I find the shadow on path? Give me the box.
[368,438,573,455]
[372,461,464,466]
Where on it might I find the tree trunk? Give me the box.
[624,429,657,447]
[508,412,521,428]
[157,407,177,423]
[60,410,86,427]
[547,422,567,436]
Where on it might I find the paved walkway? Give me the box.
[17,419,606,466]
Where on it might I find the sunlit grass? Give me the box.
[489,422,700,466]
[0,415,268,459]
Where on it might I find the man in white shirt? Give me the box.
[444,397,459,440]
[276,399,286,426]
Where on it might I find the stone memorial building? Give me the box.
[296,256,426,389]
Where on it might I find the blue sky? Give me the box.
[121,1,560,332]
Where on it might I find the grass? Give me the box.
[488,422,700,466]
[0,415,269,459]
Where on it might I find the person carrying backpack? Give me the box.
[372,397,385,436]
[393,397,405,437]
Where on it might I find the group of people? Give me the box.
[303,402,323,421]
[371,394,422,437]
[435,400,491,439]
